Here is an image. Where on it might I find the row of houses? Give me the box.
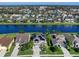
[0,33,30,52]
[0,13,75,23]
[52,33,79,48]
[1,6,79,23]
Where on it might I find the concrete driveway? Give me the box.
[11,43,20,57]
[60,46,72,57]
[32,43,40,57]
[0,48,7,57]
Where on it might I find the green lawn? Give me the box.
[40,45,53,55]
[69,48,79,54]
[4,45,15,57]
[0,22,79,25]
[18,40,33,55]
[18,49,33,55]
[0,33,16,39]
[40,45,63,55]
[0,34,6,39]
[7,33,16,38]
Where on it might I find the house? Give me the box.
[0,36,14,51]
[45,16,53,22]
[73,35,79,48]
[10,14,22,21]
[52,34,66,47]
[64,14,74,22]
[16,33,30,44]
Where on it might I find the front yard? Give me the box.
[18,40,33,55]
[40,32,63,56]
[40,45,63,55]
[4,43,15,57]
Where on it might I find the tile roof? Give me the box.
[0,36,13,47]
[16,33,30,43]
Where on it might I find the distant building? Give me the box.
[64,14,74,22]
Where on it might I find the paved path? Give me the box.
[60,46,72,57]
[32,43,40,57]
[11,43,20,57]
[0,49,6,57]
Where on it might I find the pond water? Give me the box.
[0,25,79,34]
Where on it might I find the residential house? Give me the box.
[52,34,66,47]
[73,35,79,48]
[64,14,74,22]
[0,36,14,51]
[16,33,30,45]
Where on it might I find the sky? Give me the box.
[0,2,79,6]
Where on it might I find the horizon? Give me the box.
[0,2,79,6]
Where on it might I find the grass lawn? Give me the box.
[52,47,63,54]
[4,45,15,57]
[66,46,79,56]
[68,48,79,54]
[0,34,6,39]
[40,45,63,55]
[40,46,53,55]
[18,40,33,55]
[18,49,33,55]
[0,22,79,25]
[7,33,16,38]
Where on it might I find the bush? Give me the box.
[72,48,79,52]
[50,46,58,52]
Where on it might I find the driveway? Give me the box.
[11,43,20,57]
[0,49,6,57]
[32,43,40,57]
[60,46,72,57]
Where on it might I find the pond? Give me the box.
[0,25,79,34]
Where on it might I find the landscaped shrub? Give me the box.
[45,33,52,46]
[49,46,58,52]
[50,40,53,46]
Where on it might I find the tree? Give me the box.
[45,29,52,46]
